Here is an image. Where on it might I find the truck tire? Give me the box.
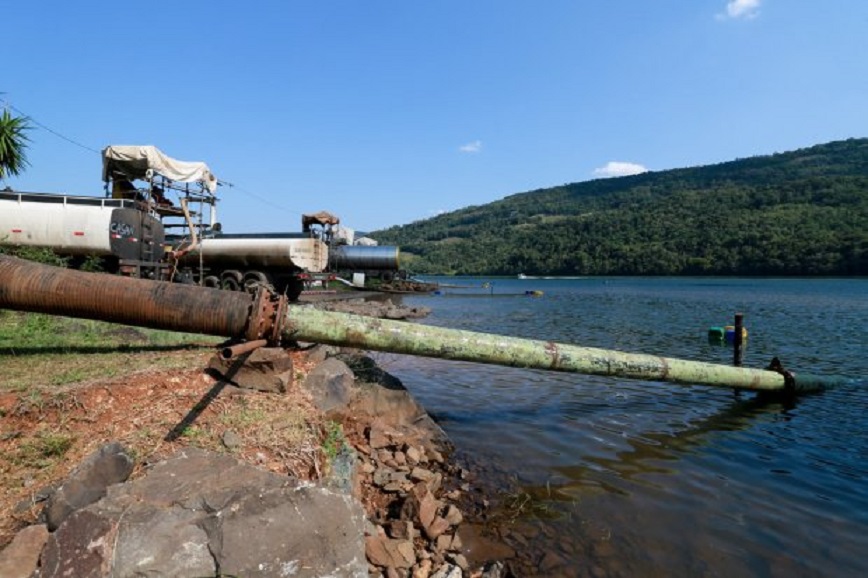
[243,270,273,293]
[221,270,243,291]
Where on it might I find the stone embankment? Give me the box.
[0,298,513,577]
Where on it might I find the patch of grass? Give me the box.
[218,396,316,456]
[15,430,76,468]
[0,311,218,351]
[11,390,45,416]
[0,311,222,392]
[20,313,60,336]
[322,420,347,461]
[181,426,206,442]
[220,399,267,429]
[10,391,82,418]
[1,350,215,392]
[49,369,88,386]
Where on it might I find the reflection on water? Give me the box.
[378,277,868,577]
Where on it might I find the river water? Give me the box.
[380,277,868,577]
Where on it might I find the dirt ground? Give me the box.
[0,346,329,549]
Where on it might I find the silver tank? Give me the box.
[330,245,400,271]
[178,236,329,273]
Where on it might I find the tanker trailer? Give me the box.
[171,232,330,298]
[0,189,166,278]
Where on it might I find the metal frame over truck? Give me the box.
[102,145,334,298]
[1,145,333,299]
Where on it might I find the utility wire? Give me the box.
[218,179,309,220]
[3,101,101,155]
[4,97,313,223]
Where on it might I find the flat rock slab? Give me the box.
[44,441,134,531]
[208,347,293,393]
[39,447,367,578]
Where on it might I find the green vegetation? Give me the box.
[373,138,868,276]
[0,310,221,391]
[15,431,76,467]
[0,108,31,181]
[0,244,69,267]
[0,311,219,352]
[321,420,347,461]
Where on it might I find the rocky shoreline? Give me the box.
[0,297,520,577]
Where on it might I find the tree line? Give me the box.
[372,138,868,276]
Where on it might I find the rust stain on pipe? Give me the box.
[545,341,561,369]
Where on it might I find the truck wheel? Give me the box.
[221,277,240,291]
[243,271,274,294]
[284,278,305,302]
[203,276,220,288]
[221,270,243,291]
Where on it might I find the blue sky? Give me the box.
[2,1,866,233]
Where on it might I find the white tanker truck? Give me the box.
[0,145,399,299]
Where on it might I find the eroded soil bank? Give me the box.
[0,297,537,577]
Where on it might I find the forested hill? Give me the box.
[371,138,868,276]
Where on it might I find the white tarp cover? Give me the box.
[102,145,218,193]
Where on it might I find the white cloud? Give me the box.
[592,161,648,178]
[719,0,761,20]
[459,140,482,153]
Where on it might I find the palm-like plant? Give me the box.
[0,108,32,180]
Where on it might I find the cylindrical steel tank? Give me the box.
[0,191,164,262]
[330,245,400,271]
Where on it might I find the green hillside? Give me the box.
[372,138,868,276]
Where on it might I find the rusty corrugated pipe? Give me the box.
[0,255,255,338]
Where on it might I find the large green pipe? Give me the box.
[283,307,842,393]
[0,256,843,393]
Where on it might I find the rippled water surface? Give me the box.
[380,277,868,577]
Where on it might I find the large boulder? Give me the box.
[342,355,449,446]
[38,448,368,578]
[301,357,356,413]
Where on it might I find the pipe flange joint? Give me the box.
[245,287,282,345]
